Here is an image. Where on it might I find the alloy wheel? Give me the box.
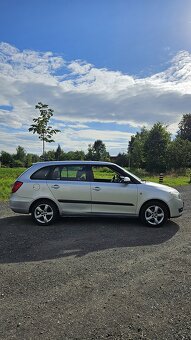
[34,203,54,224]
[145,205,165,226]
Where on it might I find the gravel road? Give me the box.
[0,186,191,340]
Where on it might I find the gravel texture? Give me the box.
[0,186,191,340]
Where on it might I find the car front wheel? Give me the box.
[140,200,169,227]
[31,200,58,226]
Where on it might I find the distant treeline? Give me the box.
[1,114,191,173]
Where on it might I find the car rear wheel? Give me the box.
[140,200,168,227]
[31,200,58,226]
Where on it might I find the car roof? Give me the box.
[33,160,115,166]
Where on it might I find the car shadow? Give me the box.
[0,215,179,264]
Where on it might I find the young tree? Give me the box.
[177,113,191,141]
[28,102,60,158]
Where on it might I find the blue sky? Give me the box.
[0,0,191,155]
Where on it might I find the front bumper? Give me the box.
[168,197,184,218]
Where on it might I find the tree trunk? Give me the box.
[43,133,45,160]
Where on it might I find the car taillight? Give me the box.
[12,181,23,193]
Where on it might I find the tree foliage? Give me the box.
[16,146,26,162]
[55,144,62,161]
[0,151,13,167]
[128,127,149,169]
[86,140,110,161]
[115,153,129,167]
[177,113,191,142]
[144,123,171,172]
[0,148,41,167]
[167,137,191,170]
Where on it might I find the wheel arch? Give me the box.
[139,199,170,219]
[29,197,60,215]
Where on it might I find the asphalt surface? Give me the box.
[0,186,191,340]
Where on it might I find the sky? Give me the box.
[0,0,191,155]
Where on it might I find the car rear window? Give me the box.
[31,166,51,180]
[51,165,88,181]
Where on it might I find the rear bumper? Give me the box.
[9,195,31,214]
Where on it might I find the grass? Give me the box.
[142,175,190,187]
[0,168,26,201]
[0,167,190,201]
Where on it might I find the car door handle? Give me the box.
[51,184,60,189]
[92,187,101,191]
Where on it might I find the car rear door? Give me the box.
[47,164,91,214]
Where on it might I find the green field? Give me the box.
[0,168,26,201]
[142,175,190,186]
[0,167,190,201]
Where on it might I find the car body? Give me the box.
[10,161,184,227]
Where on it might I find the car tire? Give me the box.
[31,200,58,226]
[140,200,169,227]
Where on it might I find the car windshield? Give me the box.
[119,167,142,183]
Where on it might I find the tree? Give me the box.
[30,154,40,163]
[13,159,25,167]
[0,151,13,167]
[55,144,62,161]
[24,153,40,167]
[64,150,85,160]
[85,144,94,160]
[177,113,191,141]
[25,154,33,167]
[144,122,171,173]
[128,127,149,169]
[167,137,191,170]
[128,135,135,168]
[28,102,60,158]
[115,152,129,167]
[16,146,26,163]
[86,140,110,161]
[42,150,56,161]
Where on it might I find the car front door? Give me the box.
[90,165,138,215]
[47,164,91,214]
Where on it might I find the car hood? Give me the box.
[142,181,178,194]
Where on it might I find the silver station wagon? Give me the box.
[10,161,184,227]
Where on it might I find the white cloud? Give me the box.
[0,42,191,153]
[68,60,92,75]
[0,127,130,155]
[0,110,23,129]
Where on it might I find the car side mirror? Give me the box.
[121,176,131,184]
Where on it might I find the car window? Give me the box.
[51,165,88,181]
[31,166,51,180]
[91,166,121,183]
[51,166,61,180]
